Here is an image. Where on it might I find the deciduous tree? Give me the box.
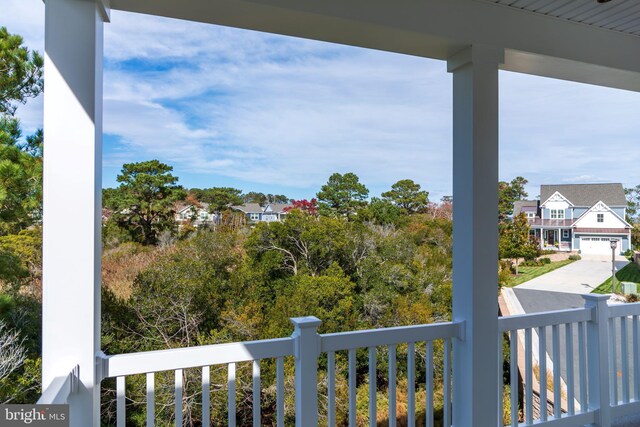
[499,212,538,274]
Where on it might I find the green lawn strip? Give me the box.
[507,259,575,287]
[592,262,640,294]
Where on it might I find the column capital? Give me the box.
[447,44,504,73]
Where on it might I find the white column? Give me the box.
[43,1,107,425]
[448,44,503,427]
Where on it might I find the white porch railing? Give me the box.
[41,294,640,426]
[499,294,640,427]
[95,318,463,426]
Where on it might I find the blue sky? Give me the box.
[4,0,640,202]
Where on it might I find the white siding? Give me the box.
[574,210,626,229]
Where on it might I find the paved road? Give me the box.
[516,254,629,294]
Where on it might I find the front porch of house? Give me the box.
[531,228,573,252]
[38,0,640,426]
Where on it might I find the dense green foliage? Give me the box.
[381,179,429,214]
[0,27,43,404]
[99,208,453,425]
[316,172,369,219]
[0,27,43,116]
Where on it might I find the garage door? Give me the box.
[580,237,612,255]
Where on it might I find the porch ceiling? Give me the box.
[479,0,640,37]
[107,0,640,92]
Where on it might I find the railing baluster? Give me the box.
[328,352,336,427]
[389,345,397,427]
[609,317,618,405]
[444,338,451,427]
[565,323,575,415]
[369,347,377,427]
[146,372,154,427]
[407,342,415,427]
[175,369,183,427]
[253,360,261,426]
[539,326,547,422]
[228,362,236,427]
[578,321,587,412]
[349,349,356,427]
[510,330,518,427]
[276,357,284,427]
[116,376,125,427]
[525,328,533,424]
[202,366,210,426]
[634,315,640,401]
[425,342,433,427]
[621,316,630,404]
[498,332,503,427]
[552,324,561,419]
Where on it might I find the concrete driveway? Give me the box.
[516,254,629,294]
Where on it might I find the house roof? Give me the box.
[513,200,538,216]
[540,184,626,207]
[232,203,293,214]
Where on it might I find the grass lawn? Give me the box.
[592,262,640,294]
[507,259,576,287]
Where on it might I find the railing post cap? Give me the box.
[582,294,611,302]
[290,316,322,329]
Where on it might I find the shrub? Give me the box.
[540,249,557,255]
[624,249,634,260]
[498,260,513,287]
[540,257,551,264]
[568,254,581,261]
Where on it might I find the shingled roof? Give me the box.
[540,183,626,207]
[513,200,539,216]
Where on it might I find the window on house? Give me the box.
[526,212,535,218]
[562,230,569,239]
[550,209,565,219]
[597,213,604,223]
[250,213,260,220]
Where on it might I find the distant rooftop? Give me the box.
[540,183,626,207]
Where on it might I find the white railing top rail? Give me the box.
[100,320,465,380]
[608,301,640,318]
[320,320,464,353]
[498,307,592,332]
[102,337,294,379]
[37,365,79,404]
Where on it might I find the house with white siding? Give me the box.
[514,183,632,254]
[232,203,292,223]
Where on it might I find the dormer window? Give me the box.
[526,212,535,219]
[597,213,604,223]
[550,209,565,219]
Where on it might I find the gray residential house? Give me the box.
[514,183,632,254]
[232,202,292,223]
